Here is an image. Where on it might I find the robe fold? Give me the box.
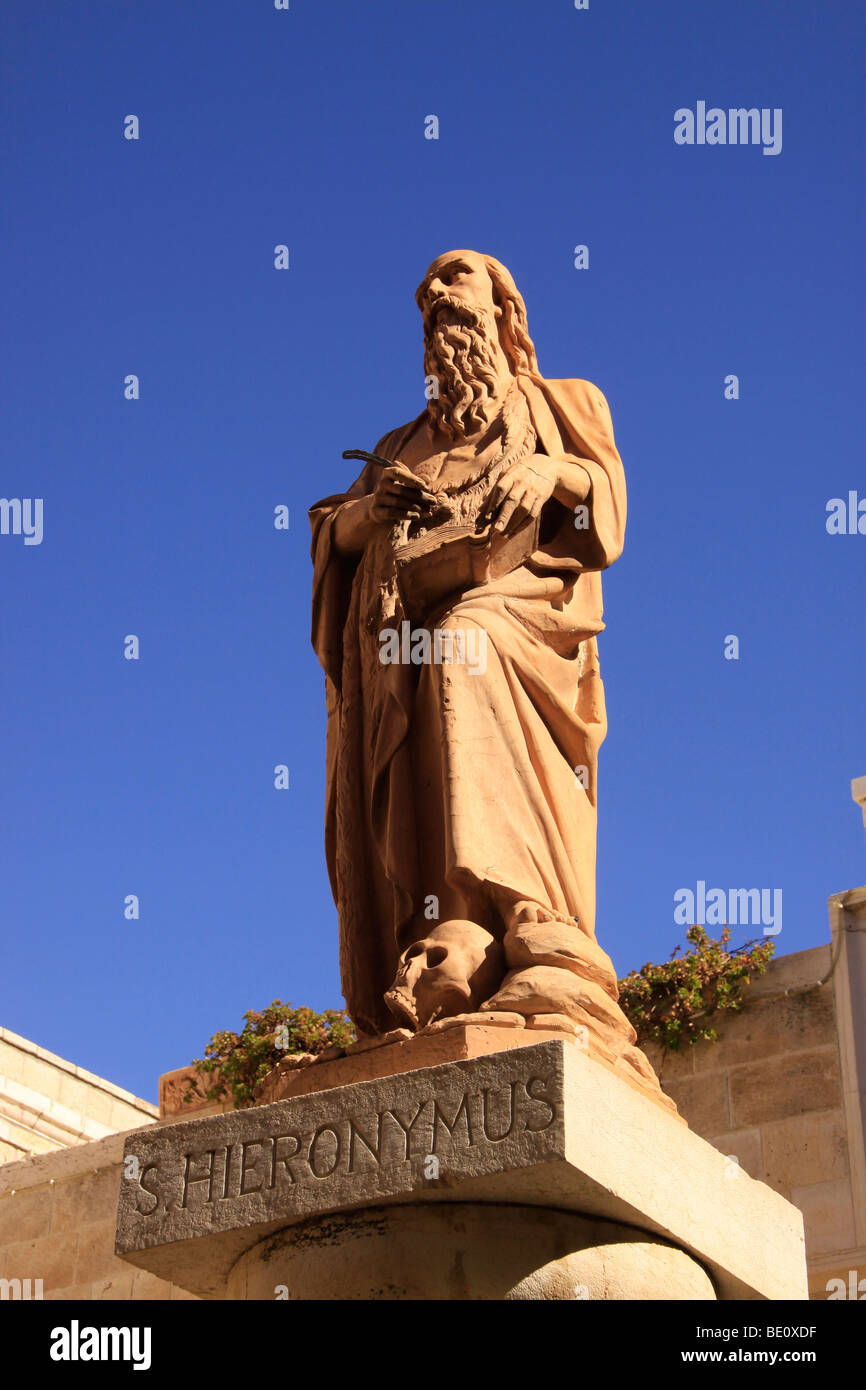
[309,373,626,1034]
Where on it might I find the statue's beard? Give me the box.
[422,297,504,440]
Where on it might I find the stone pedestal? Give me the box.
[226,1204,715,1300]
[115,1040,808,1300]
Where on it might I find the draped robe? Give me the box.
[309,372,626,1036]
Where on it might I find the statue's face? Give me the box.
[417,249,498,324]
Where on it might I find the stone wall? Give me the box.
[0,1028,158,1165]
[642,899,866,1301]
[0,1031,187,1300]
[0,1130,197,1300]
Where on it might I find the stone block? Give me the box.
[52,1165,120,1232]
[809,1260,866,1301]
[167,1019,677,1122]
[71,1085,115,1131]
[746,945,832,999]
[131,1268,173,1300]
[226,1203,716,1301]
[56,1072,94,1115]
[657,1072,730,1134]
[0,1131,127,1200]
[790,1178,856,1258]
[761,1109,849,1198]
[74,1222,128,1283]
[640,1040,695,1082]
[692,988,836,1071]
[11,1053,63,1103]
[1,1229,78,1290]
[91,1271,135,1300]
[0,1042,31,1087]
[159,1066,231,1122]
[729,1047,841,1128]
[0,1187,51,1245]
[706,1127,763,1180]
[117,1040,806,1300]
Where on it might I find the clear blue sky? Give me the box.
[2,0,863,1103]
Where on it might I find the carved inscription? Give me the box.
[131,1071,558,1219]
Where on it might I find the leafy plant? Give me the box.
[186,1000,356,1110]
[617,924,774,1052]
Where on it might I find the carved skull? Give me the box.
[385,920,504,1029]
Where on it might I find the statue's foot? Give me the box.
[523,1011,586,1036]
[501,916,621,1001]
[481,965,631,1039]
[416,1010,525,1035]
[505,898,561,929]
[344,1028,414,1054]
[482,964,679,1117]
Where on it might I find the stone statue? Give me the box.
[310,250,667,1103]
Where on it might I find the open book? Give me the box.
[394,515,540,622]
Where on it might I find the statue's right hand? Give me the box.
[369,464,437,524]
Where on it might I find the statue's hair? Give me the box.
[478,254,540,378]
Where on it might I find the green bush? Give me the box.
[617,925,774,1052]
[187,1000,356,1110]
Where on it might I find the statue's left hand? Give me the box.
[483,454,557,536]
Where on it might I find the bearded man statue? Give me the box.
[309,249,671,1109]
